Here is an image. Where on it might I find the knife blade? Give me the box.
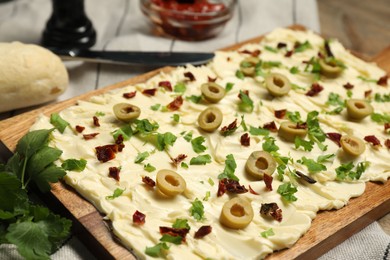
[50,48,215,67]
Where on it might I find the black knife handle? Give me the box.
[41,0,96,49]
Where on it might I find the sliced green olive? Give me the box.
[346,99,373,120]
[245,151,276,179]
[156,169,186,197]
[340,135,366,156]
[278,121,308,142]
[198,106,223,132]
[113,103,141,122]
[201,82,226,103]
[239,57,260,77]
[319,59,343,78]
[220,197,254,229]
[265,73,291,97]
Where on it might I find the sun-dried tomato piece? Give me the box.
[343,82,354,89]
[220,119,237,136]
[263,174,273,191]
[123,91,137,99]
[260,203,283,222]
[83,133,99,140]
[171,154,187,166]
[295,170,316,184]
[167,96,183,111]
[160,226,189,243]
[96,144,120,162]
[248,185,259,195]
[142,176,156,188]
[208,76,217,82]
[93,116,100,127]
[114,134,125,152]
[223,178,248,194]
[142,88,158,96]
[194,225,212,239]
[317,51,325,59]
[285,50,294,57]
[274,109,287,119]
[364,90,372,98]
[377,75,388,86]
[326,132,342,147]
[305,83,324,97]
[158,81,172,91]
[217,179,227,197]
[263,121,278,132]
[364,135,381,147]
[133,210,146,225]
[385,139,390,149]
[76,125,85,133]
[385,123,390,133]
[240,133,250,147]
[109,166,121,181]
[184,71,195,81]
[239,49,261,57]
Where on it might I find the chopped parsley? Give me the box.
[144,163,156,172]
[106,188,125,200]
[294,40,312,53]
[186,95,202,104]
[286,111,302,123]
[134,151,150,164]
[174,82,187,93]
[261,228,275,238]
[336,161,369,181]
[290,66,300,74]
[61,158,87,172]
[183,131,193,142]
[262,136,279,153]
[134,119,159,134]
[298,157,326,173]
[371,112,390,124]
[357,75,377,83]
[50,113,69,133]
[112,124,133,141]
[95,111,105,117]
[145,242,169,257]
[225,82,234,92]
[150,104,161,111]
[249,126,270,136]
[172,219,190,230]
[160,234,183,245]
[181,162,189,169]
[203,191,211,201]
[294,137,314,152]
[264,45,278,53]
[208,177,215,186]
[277,182,298,202]
[306,111,327,151]
[218,154,239,181]
[235,70,245,80]
[190,198,205,221]
[374,93,390,102]
[156,132,177,151]
[238,90,254,113]
[172,114,180,123]
[190,154,212,165]
[191,136,207,153]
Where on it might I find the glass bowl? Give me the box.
[140,0,237,41]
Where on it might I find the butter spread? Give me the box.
[30,28,389,259]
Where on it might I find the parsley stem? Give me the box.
[20,157,28,190]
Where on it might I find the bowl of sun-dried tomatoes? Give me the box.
[140,0,236,41]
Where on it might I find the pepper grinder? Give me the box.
[42,0,96,49]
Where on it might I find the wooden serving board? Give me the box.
[0,25,389,259]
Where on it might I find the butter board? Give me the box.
[0,25,389,259]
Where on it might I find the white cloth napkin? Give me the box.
[1,0,389,259]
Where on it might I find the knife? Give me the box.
[50,48,215,67]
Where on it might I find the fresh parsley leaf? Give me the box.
[190,198,205,221]
[181,162,189,169]
[191,136,207,153]
[265,45,278,53]
[346,90,353,98]
[326,93,344,106]
[134,119,159,134]
[112,124,133,141]
[290,66,300,74]
[286,111,302,123]
[240,115,248,131]
[106,188,125,200]
[172,114,180,123]
[336,161,369,180]
[238,90,254,113]
[208,177,215,186]
[16,129,53,160]
[145,242,169,257]
[261,228,275,238]
[249,126,269,136]
[217,154,238,181]
[235,70,245,80]
[374,93,390,102]
[294,137,314,151]
[262,136,279,153]
[294,40,312,53]
[0,172,28,215]
[172,219,190,230]
[298,157,326,173]
[183,131,193,142]
[160,234,183,245]
[95,111,105,117]
[357,75,377,83]
[174,82,187,93]
[150,104,161,111]
[317,154,335,163]
[262,61,281,69]
[203,191,211,201]
[134,151,150,164]
[190,155,211,165]
[335,162,354,180]
[277,182,298,202]
[156,132,177,151]
[186,95,202,104]
[225,82,234,92]
[306,111,327,151]
[144,163,156,172]
[371,113,390,124]
[61,159,87,172]
[50,113,69,133]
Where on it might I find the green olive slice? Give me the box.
[278,121,308,142]
[265,73,291,97]
[239,57,260,77]
[340,135,366,156]
[156,169,186,197]
[220,197,254,229]
[245,151,276,179]
[201,82,226,103]
[198,106,223,132]
[113,103,141,122]
[346,99,373,120]
[319,59,343,78]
